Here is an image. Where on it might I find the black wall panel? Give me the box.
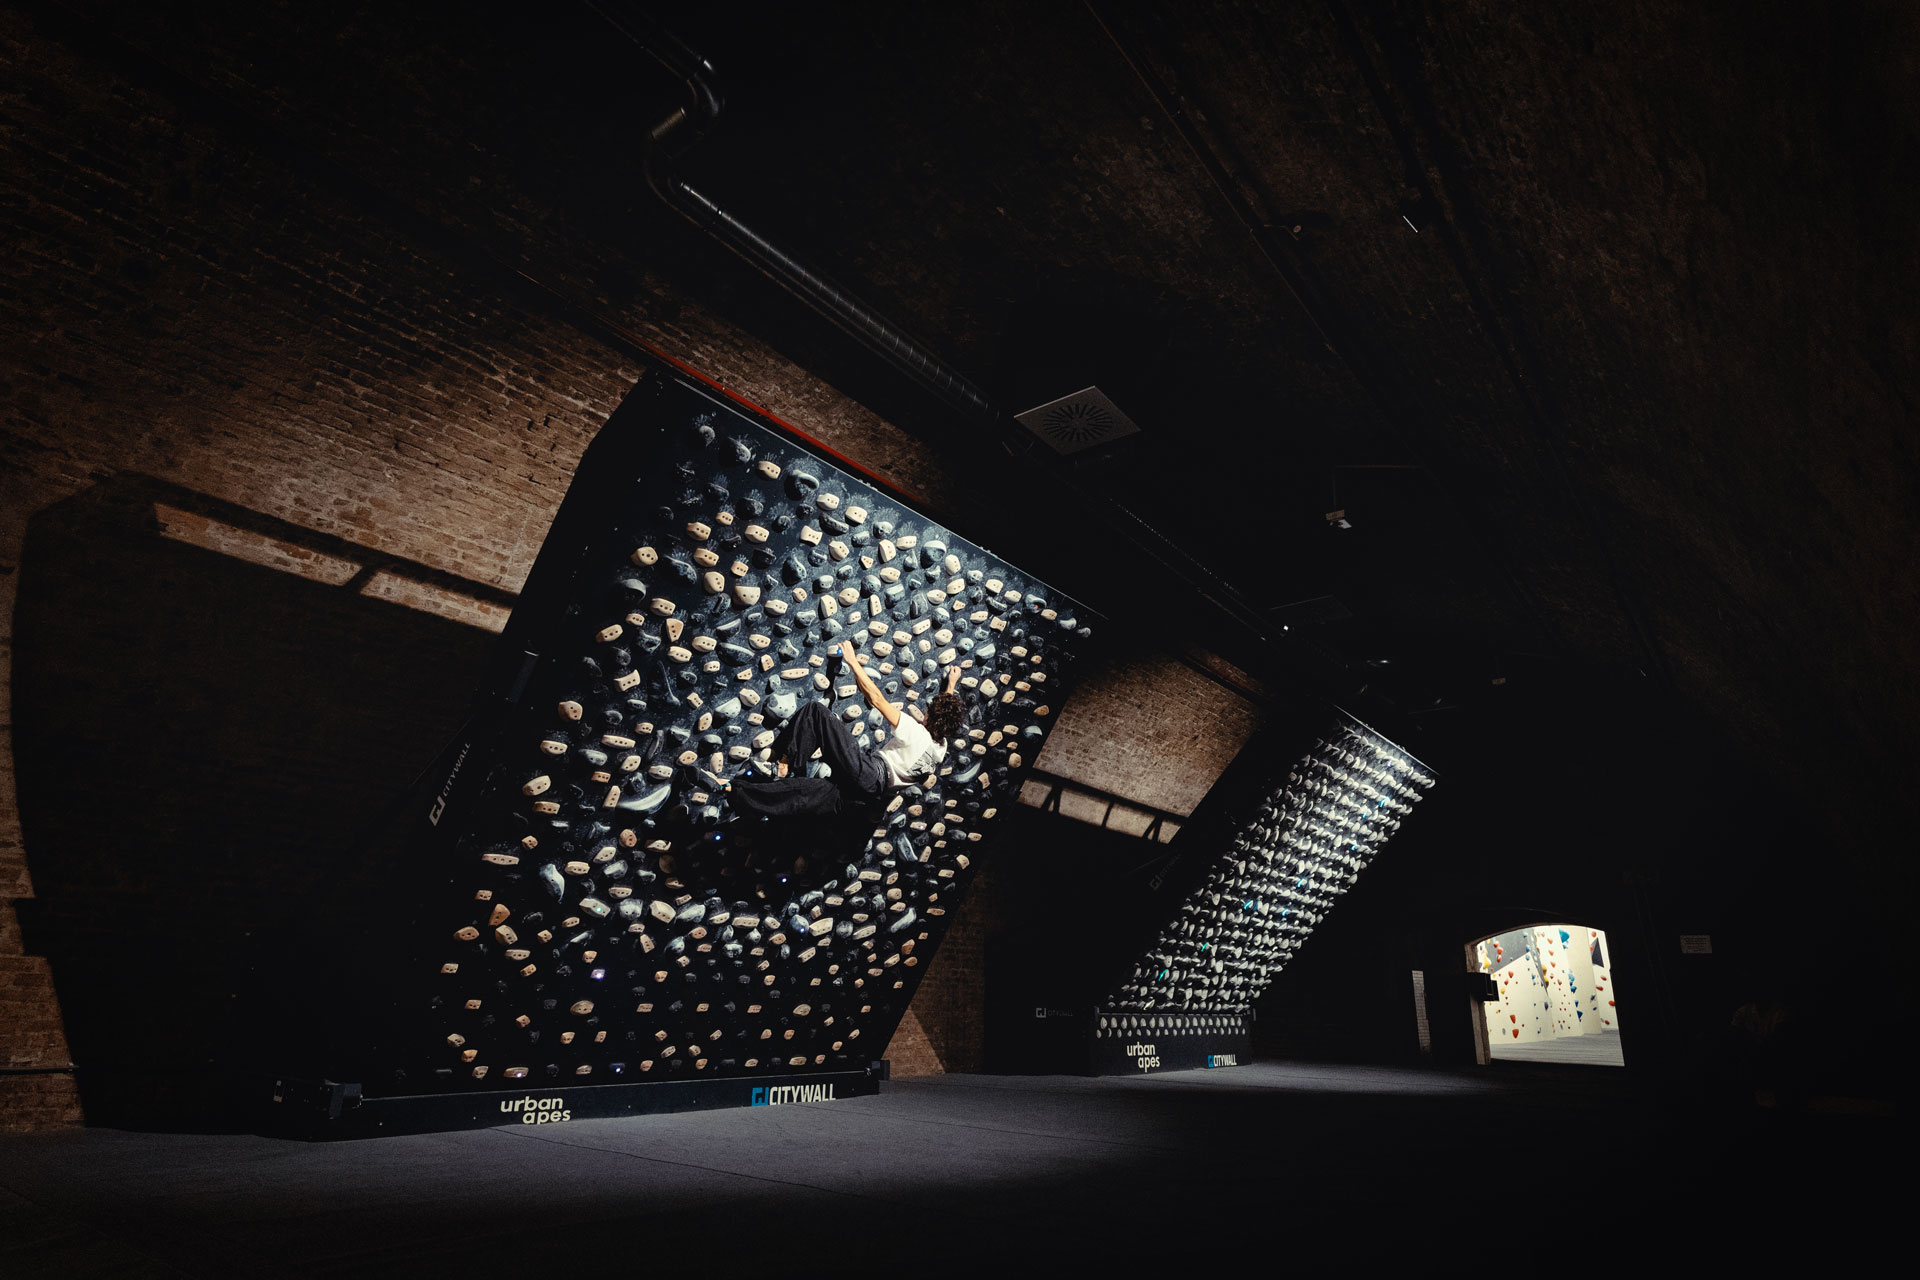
[373,366,1091,1095]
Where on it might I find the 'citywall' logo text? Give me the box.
[751,1083,839,1106]
[428,741,471,826]
[1206,1053,1239,1068]
[500,1094,570,1125]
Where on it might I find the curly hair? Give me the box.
[923,691,966,744]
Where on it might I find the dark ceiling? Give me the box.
[31,1,1920,911]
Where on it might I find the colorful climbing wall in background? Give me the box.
[397,365,1091,1093]
[1479,925,1621,1060]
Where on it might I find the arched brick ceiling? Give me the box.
[43,0,1920,922]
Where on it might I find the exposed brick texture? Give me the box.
[1034,649,1264,817]
[882,1009,943,1079]
[0,8,1244,1126]
[0,1072,84,1132]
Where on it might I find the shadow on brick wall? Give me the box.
[10,476,493,1129]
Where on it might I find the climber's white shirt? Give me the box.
[877,712,946,786]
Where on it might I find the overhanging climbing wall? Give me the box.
[388,365,1090,1096]
[1092,714,1434,1072]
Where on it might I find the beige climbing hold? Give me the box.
[691,634,717,652]
[798,525,822,545]
[489,903,511,926]
[559,700,583,720]
[649,597,676,617]
[702,570,726,594]
[668,645,692,663]
[744,524,770,543]
[570,1000,595,1015]
[686,521,711,541]
[595,623,624,643]
[828,540,850,561]
[539,738,567,756]
[455,926,480,941]
[522,776,552,797]
[615,671,642,691]
[757,460,782,479]
[733,583,762,606]
[693,547,720,568]
[481,852,521,866]
[494,924,518,945]
[632,546,659,566]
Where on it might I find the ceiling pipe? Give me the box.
[585,0,1007,434]
[586,3,1331,692]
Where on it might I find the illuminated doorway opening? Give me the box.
[1470,924,1624,1067]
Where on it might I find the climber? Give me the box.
[720,641,965,819]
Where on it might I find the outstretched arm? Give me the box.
[839,639,901,727]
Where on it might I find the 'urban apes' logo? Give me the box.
[1127,1042,1160,1072]
[750,1083,839,1106]
[500,1094,571,1125]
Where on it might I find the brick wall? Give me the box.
[0,7,1253,1120]
[1034,648,1265,817]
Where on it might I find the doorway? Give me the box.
[1470,924,1624,1067]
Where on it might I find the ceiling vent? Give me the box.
[1014,386,1141,454]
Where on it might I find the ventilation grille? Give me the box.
[1014,386,1141,454]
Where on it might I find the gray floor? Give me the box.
[0,1061,1893,1276]
[1490,1028,1626,1066]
